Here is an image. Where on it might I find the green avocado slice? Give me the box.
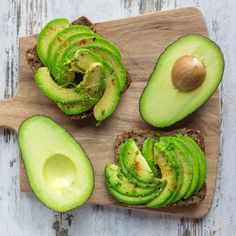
[57,48,120,119]
[47,25,95,73]
[160,136,194,202]
[52,35,121,83]
[18,115,94,212]
[140,34,224,128]
[177,135,206,194]
[118,139,157,188]
[146,141,181,208]
[105,164,166,205]
[142,138,160,177]
[82,45,126,92]
[36,18,70,66]
[35,63,105,104]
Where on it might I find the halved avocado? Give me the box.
[52,35,121,81]
[18,115,94,212]
[118,139,157,188]
[47,25,95,73]
[140,34,224,128]
[36,18,70,66]
[177,135,206,193]
[105,164,165,205]
[35,63,105,103]
[142,138,159,177]
[147,142,181,208]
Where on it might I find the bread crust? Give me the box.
[25,16,131,120]
[115,128,206,207]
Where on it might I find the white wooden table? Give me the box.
[0,0,234,235]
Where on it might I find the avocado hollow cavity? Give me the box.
[172,55,206,92]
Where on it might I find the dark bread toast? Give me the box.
[25,16,131,120]
[115,128,206,207]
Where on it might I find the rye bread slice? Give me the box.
[115,128,206,207]
[25,16,131,120]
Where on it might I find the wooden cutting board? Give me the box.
[0,7,220,218]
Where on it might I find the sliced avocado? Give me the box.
[147,142,181,208]
[47,25,95,73]
[57,49,120,119]
[177,135,206,193]
[82,45,126,92]
[18,115,94,212]
[36,18,70,66]
[105,164,166,204]
[52,35,121,81]
[118,139,157,188]
[35,63,105,103]
[142,138,159,177]
[140,34,224,128]
[160,136,194,202]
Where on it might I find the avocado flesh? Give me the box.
[18,115,94,212]
[140,34,224,127]
[142,138,160,177]
[47,25,95,73]
[118,139,158,188]
[35,63,105,104]
[52,35,121,82]
[105,164,165,204]
[160,136,194,202]
[82,45,126,92]
[147,142,180,208]
[57,49,120,120]
[177,135,206,194]
[36,18,70,66]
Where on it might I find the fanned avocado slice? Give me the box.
[147,141,181,208]
[142,138,160,177]
[177,135,206,194]
[82,45,126,92]
[118,139,157,188]
[36,18,70,66]
[47,25,95,73]
[160,136,194,202]
[105,164,165,205]
[52,35,121,82]
[35,63,105,103]
[140,34,224,128]
[57,48,120,120]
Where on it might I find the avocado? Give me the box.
[160,136,194,202]
[18,115,94,212]
[52,35,121,81]
[105,164,165,204]
[35,63,105,104]
[139,34,224,128]
[118,138,157,187]
[177,135,206,194]
[142,138,159,177]
[57,49,121,120]
[146,141,181,208]
[36,18,70,66]
[82,45,126,92]
[47,25,95,73]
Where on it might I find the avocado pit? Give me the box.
[172,55,206,92]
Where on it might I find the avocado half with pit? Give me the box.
[140,34,224,128]
[18,115,94,212]
[35,18,127,122]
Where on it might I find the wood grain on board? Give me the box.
[0,7,219,218]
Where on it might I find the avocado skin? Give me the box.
[139,34,225,128]
[18,115,94,212]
